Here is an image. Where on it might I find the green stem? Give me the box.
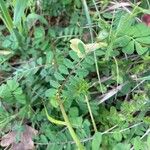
[45,106,67,126]
[85,95,97,132]
[81,0,103,94]
[56,95,85,150]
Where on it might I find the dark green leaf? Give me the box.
[136,36,150,45]
[70,117,83,128]
[63,58,74,69]
[45,88,57,98]
[50,80,60,88]
[69,50,80,61]
[78,42,85,54]
[46,51,53,64]
[113,143,131,150]
[113,132,122,142]
[135,42,148,55]
[34,27,45,39]
[7,80,19,91]
[92,132,102,150]
[128,23,150,38]
[132,137,143,150]
[114,35,131,48]
[58,65,69,75]
[69,107,79,117]
[122,40,134,54]
[50,97,59,108]
[85,55,94,65]
[54,72,65,81]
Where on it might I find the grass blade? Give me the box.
[0,0,13,32]
[13,0,28,26]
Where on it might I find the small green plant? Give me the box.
[1,0,150,150]
[41,0,82,16]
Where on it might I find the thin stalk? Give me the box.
[56,95,85,150]
[85,95,97,132]
[81,0,103,93]
[92,0,101,19]
[113,57,119,85]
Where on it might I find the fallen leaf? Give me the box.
[0,132,16,147]
[0,50,12,55]
[70,38,85,58]
[106,2,131,11]
[0,125,38,150]
[70,38,107,58]
[97,83,127,104]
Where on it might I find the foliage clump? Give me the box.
[1,0,150,150]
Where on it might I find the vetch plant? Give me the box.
[1,0,150,150]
